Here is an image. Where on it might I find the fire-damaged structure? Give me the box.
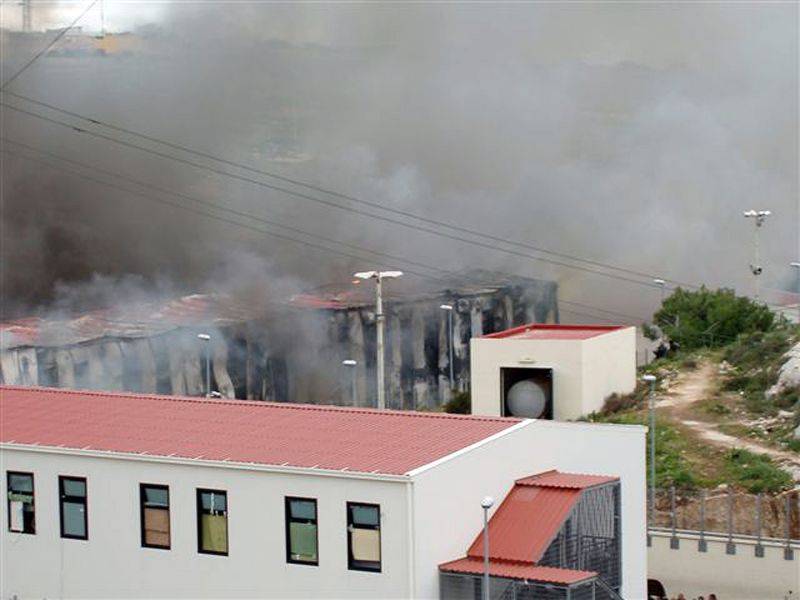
[0,271,558,408]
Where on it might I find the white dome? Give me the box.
[506,379,547,418]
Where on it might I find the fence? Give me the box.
[648,487,799,554]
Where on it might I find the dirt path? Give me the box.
[656,361,800,482]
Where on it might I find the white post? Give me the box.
[198,334,211,397]
[480,496,494,600]
[375,275,385,410]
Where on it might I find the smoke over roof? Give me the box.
[1,3,797,323]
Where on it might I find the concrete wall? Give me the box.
[649,531,799,600]
[409,419,647,600]
[0,449,411,599]
[470,327,636,420]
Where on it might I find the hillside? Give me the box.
[592,325,800,493]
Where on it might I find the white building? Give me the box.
[1,385,645,598]
[470,324,637,421]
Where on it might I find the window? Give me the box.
[197,489,227,555]
[140,484,170,549]
[347,502,381,572]
[6,472,35,534]
[285,497,318,565]
[59,476,87,540]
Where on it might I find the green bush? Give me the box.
[443,390,470,414]
[654,287,775,350]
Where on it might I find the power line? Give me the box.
[1,137,448,281]
[3,90,678,285]
[4,139,654,326]
[1,1,99,90]
[0,100,679,292]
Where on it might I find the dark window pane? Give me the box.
[201,491,226,513]
[290,499,316,521]
[351,505,379,526]
[63,479,86,497]
[144,487,169,507]
[9,474,33,493]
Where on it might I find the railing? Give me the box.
[647,487,799,557]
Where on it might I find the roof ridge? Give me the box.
[0,385,518,424]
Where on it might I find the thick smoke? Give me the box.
[1,2,797,323]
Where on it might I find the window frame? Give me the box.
[346,501,381,573]
[139,483,171,550]
[58,475,88,541]
[196,488,228,556]
[285,496,319,566]
[6,471,35,535]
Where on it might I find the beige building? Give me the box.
[470,324,637,420]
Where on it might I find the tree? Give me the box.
[653,287,774,350]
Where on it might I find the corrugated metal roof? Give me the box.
[0,386,519,476]
[439,557,597,585]
[483,324,626,341]
[467,486,579,563]
[516,470,619,490]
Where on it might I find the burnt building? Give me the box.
[0,271,558,409]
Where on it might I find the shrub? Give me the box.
[723,448,793,493]
[654,287,775,350]
[443,390,470,414]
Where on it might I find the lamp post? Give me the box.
[353,271,403,409]
[791,262,800,323]
[342,359,358,406]
[197,333,211,397]
[440,304,454,390]
[643,374,657,543]
[480,496,494,600]
[743,209,771,301]
[653,278,666,304]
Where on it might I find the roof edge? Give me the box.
[0,443,412,482]
[405,419,532,477]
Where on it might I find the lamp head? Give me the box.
[480,496,495,509]
[440,304,453,311]
[378,271,404,279]
[342,359,357,367]
[353,271,377,280]
[197,333,211,341]
[642,374,656,382]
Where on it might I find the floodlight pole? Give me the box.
[643,374,657,543]
[743,210,771,301]
[354,270,403,409]
[342,360,358,405]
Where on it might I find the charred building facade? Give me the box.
[0,272,558,409]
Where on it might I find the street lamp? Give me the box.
[643,373,657,544]
[440,304,454,390]
[653,278,666,304]
[197,333,211,397]
[342,359,358,406]
[743,210,771,301]
[480,496,494,600]
[353,270,403,409]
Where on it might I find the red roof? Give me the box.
[439,557,596,585]
[0,386,519,476]
[483,324,626,341]
[441,470,618,585]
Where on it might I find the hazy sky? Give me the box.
[1,1,798,323]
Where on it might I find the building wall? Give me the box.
[649,531,799,599]
[409,420,647,600]
[580,327,637,416]
[470,329,636,420]
[0,449,411,599]
[470,337,585,420]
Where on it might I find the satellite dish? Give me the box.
[506,379,547,418]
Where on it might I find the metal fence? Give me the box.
[648,487,799,554]
[439,574,623,600]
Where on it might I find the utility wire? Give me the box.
[1,137,448,280]
[1,101,678,292]
[4,139,653,324]
[3,90,673,284]
[1,1,99,90]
